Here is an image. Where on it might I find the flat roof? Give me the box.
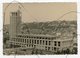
[16,33,56,38]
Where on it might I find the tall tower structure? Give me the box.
[9,9,22,39]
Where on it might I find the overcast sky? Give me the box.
[3,3,77,24]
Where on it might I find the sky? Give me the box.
[3,3,77,24]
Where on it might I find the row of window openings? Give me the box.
[13,39,60,46]
[25,45,58,51]
[45,47,58,51]
[15,43,57,51]
[11,12,19,16]
[16,35,55,40]
[13,39,51,45]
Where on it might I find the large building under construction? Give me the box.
[8,9,76,54]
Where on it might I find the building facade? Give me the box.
[9,34,73,52]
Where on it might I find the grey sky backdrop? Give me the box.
[3,3,77,24]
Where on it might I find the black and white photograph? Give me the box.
[3,3,77,55]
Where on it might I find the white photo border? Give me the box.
[0,0,80,58]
